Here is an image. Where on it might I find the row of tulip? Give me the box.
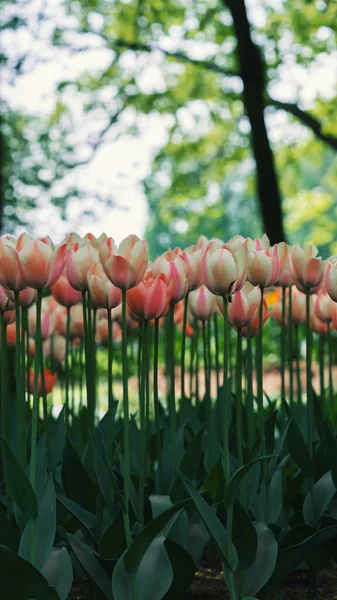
[0,231,337,600]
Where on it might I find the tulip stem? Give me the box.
[121,289,132,547]
[181,292,189,415]
[168,304,177,470]
[281,287,286,401]
[236,329,243,468]
[107,308,114,442]
[319,335,325,403]
[29,288,42,566]
[327,322,333,407]
[0,314,8,441]
[246,326,255,452]
[295,324,302,404]
[14,291,25,467]
[65,307,71,430]
[195,319,200,409]
[153,318,162,483]
[202,320,211,467]
[306,292,314,459]
[139,320,149,524]
[222,298,230,482]
[213,313,220,403]
[288,286,294,407]
[189,324,195,401]
[256,289,269,521]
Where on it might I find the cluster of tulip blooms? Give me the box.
[1,230,337,600]
[0,231,336,417]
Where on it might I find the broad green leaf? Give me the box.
[267,408,296,481]
[287,418,314,479]
[178,471,238,571]
[245,520,278,597]
[170,425,205,502]
[62,438,96,513]
[303,471,336,525]
[90,431,114,506]
[232,500,257,569]
[203,459,225,502]
[0,505,20,551]
[262,525,337,594]
[26,433,47,503]
[164,539,195,599]
[48,408,65,474]
[124,500,188,575]
[56,493,97,537]
[150,495,172,519]
[0,545,59,599]
[99,509,126,560]
[1,436,38,523]
[325,423,337,489]
[224,455,276,506]
[41,548,73,600]
[19,474,56,569]
[67,532,113,600]
[112,535,173,600]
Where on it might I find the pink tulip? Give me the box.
[101,234,148,290]
[87,263,122,309]
[126,274,170,320]
[240,297,271,337]
[202,241,248,298]
[180,246,203,291]
[291,244,325,294]
[153,251,188,304]
[276,243,294,287]
[189,285,217,321]
[0,286,15,311]
[18,238,67,290]
[314,291,336,324]
[224,282,261,329]
[325,261,337,302]
[0,238,26,291]
[51,272,82,307]
[247,244,280,288]
[66,245,99,291]
[43,336,66,364]
[291,287,307,325]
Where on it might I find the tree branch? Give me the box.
[114,39,237,78]
[268,98,337,151]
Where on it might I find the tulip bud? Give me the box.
[102,234,148,290]
[291,244,325,294]
[189,285,217,321]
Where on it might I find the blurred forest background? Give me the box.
[1,0,337,258]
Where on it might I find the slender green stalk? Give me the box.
[70,342,75,421]
[181,292,189,414]
[87,292,96,426]
[29,289,43,566]
[195,320,200,408]
[79,342,84,409]
[236,330,243,467]
[14,291,25,467]
[288,286,294,407]
[139,320,148,524]
[280,287,286,401]
[202,320,211,465]
[318,335,325,403]
[153,318,162,479]
[226,506,238,600]
[256,289,269,521]
[168,304,177,469]
[121,289,131,547]
[107,308,115,456]
[213,313,220,402]
[246,327,254,452]
[306,292,314,458]
[327,322,333,406]
[0,314,8,440]
[81,291,91,428]
[65,307,71,429]
[189,326,195,400]
[222,299,230,480]
[295,324,302,404]
[137,323,143,402]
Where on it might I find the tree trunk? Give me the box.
[225,0,285,244]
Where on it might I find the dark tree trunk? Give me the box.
[225,0,285,244]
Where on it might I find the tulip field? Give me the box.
[1,232,337,600]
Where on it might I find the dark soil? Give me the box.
[68,568,337,599]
